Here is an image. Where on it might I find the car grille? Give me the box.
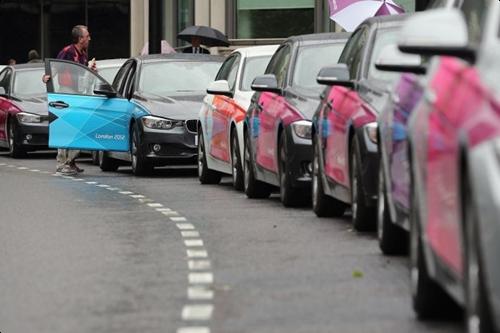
[185,119,198,134]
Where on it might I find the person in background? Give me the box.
[7,58,16,65]
[53,24,96,176]
[182,36,210,54]
[27,49,42,63]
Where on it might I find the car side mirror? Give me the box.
[207,80,233,98]
[94,82,117,98]
[398,8,475,62]
[375,44,426,75]
[251,74,281,94]
[316,64,354,88]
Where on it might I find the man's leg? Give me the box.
[56,149,68,172]
[68,150,83,173]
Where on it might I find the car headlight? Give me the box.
[142,116,175,130]
[291,120,312,139]
[16,112,42,124]
[364,122,378,144]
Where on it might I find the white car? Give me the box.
[198,45,279,190]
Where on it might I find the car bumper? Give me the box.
[139,123,197,166]
[18,122,49,149]
[286,127,313,189]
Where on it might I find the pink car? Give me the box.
[401,2,500,332]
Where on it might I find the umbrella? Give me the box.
[177,25,230,47]
[329,0,405,32]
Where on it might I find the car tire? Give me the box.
[99,151,119,172]
[410,176,460,319]
[131,124,153,176]
[244,133,271,199]
[279,130,308,207]
[464,178,494,333]
[8,117,27,158]
[350,136,375,231]
[312,138,346,217]
[198,129,221,184]
[231,129,244,191]
[91,151,100,165]
[377,165,408,255]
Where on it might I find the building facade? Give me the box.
[0,0,427,64]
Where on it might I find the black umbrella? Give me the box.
[177,25,230,47]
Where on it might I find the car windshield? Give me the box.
[291,42,346,91]
[12,69,46,97]
[139,61,221,96]
[98,66,121,83]
[240,55,272,91]
[368,27,402,81]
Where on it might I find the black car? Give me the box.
[0,63,48,157]
[99,54,224,175]
[244,32,349,207]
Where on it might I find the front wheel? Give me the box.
[131,124,153,176]
[8,118,26,158]
[312,138,346,217]
[244,133,271,199]
[198,129,221,184]
[99,151,120,172]
[377,165,408,255]
[279,131,306,207]
[350,136,375,231]
[231,130,244,191]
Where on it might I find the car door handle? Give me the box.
[49,101,69,109]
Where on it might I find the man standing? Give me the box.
[182,37,210,54]
[54,25,96,175]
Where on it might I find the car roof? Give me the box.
[10,63,45,71]
[136,53,225,64]
[95,58,127,68]
[285,32,351,45]
[362,13,409,29]
[232,44,280,58]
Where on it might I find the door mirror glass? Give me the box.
[251,74,281,94]
[94,82,117,98]
[207,80,233,97]
[375,44,426,74]
[316,64,354,88]
[398,8,473,60]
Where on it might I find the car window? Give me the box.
[99,66,121,84]
[227,54,240,91]
[215,55,238,81]
[460,0,488,46]
[339,27,368,79]
[112,60,133,93]
[12,69,46,97]
[240,55,273,91]
[138,61,221,97]
[291,42,346,91]
[367,27,402,81]
[266,45,291,88]
[48,60,110,96]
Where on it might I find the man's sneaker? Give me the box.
[59,165,77,176]
[69,162,84,173]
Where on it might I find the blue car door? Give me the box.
[45,59,132,152]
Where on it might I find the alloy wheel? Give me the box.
[8,120,15,154]
[312,146,319,209]
[377,167,385,241]
[244,139,251,191]
[232,133,239,185]
[351,156,358,221]
[198,134,205,177]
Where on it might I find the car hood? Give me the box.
[13,95,48,116]
[285,87,322,120]
[134,92,204,120]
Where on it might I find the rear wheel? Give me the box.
[464,178,494,333]
[377,165,408,255]
[131,124,153,176]
[99,151,119,172]
[244,133,271,199]
[8,118,26,158]
[198,129,221,184]
[312,138,345,217]
[350,136,375,231]
[231,130,244,191]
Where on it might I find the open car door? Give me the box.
[45,59,132,152]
